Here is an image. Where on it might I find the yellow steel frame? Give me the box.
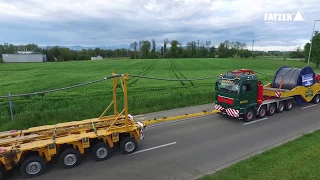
[263,83,320,102]
[0,71,142,172]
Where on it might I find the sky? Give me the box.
[1,0,320,51]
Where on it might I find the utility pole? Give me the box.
[252,39,255,52]
[307,20,320,66]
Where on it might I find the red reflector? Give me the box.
[218,96,234,105]
[227,98,234,105]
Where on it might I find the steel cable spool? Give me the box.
[272,66,315,90]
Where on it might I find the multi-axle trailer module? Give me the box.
[0,71,218,180]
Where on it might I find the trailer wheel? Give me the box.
[120,136,137,154]
[277,101,284,113]
[20,156,46,178]
[312,94,320,104]
[267,103,276,116]
[59,148,81,169]
[92,142,112,161]
[243,108,254,122]
[284,100,293,111]
[257,105,266,118]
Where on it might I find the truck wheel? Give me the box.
[312,94,320,104]
[92,142,112,161]
[267,103,276,116]
[243,108,254,122]
[284,100,293,111]
[277,101,284,113]
[20,156,46,178]
[257,105,266,118]
[120,136,137,155]
[59,148,81,169]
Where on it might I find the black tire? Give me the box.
[243,108,255,122]
[267,103,276,116]
[312,94,320,104]
[277,101,284,113]
[20,156,46,178]
[257,105,266,118]
[92,142,112,161]
[58,148,81,169]
[284,100,293,111]
[120,136,138,155]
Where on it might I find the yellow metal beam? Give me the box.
[142,110,219,126]
[124,73,129,127]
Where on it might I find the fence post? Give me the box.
[9,93,14,126]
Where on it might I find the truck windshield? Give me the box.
[216,79,240,94]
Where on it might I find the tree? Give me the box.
[139,41,142,59]
[304,31,320,68]
[151,39,156,59]
[141,40,151,58]
[170,40,179,58]
[130,41,138,59]
[209,46,216,58]
[0,44,4,58]
[290,46,304,59]
[238,49,251,59]
[163,38,169,56]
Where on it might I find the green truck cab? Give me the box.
[214,70,259,121]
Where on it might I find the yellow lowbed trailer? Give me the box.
[263,83,320,102]
[0,72,218,180]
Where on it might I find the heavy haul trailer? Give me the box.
[214,66,320,122]
[0,71,218,180]
[0,72,145,179]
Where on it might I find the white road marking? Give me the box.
[243,118,268,125]
[301,104,318,109]
[133,115,144,117]
[130,142,177,155]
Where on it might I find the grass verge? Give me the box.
[201,129,320,180]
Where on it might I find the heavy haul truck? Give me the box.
[214,66,320,122]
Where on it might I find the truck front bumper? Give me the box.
[215,104,240,118]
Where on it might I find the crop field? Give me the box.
[0,58,316,131]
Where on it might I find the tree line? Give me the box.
[0,39,255,62]
[0,43,130,61]
[1,35,318,64]
[129,39,256,59]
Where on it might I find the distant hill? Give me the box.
[39,44,131,51]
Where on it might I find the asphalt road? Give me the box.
[6,103,320,180]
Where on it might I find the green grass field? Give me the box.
[201,129,320,180]
[0,58,317,131]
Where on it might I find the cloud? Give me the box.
[0,0,319,50]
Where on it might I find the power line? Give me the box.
[130,74,221,81]
[0,74,123,99]
[0,71,281,99]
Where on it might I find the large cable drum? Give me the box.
[272,66,315,90]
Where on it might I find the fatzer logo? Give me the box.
[264,11,307,23]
